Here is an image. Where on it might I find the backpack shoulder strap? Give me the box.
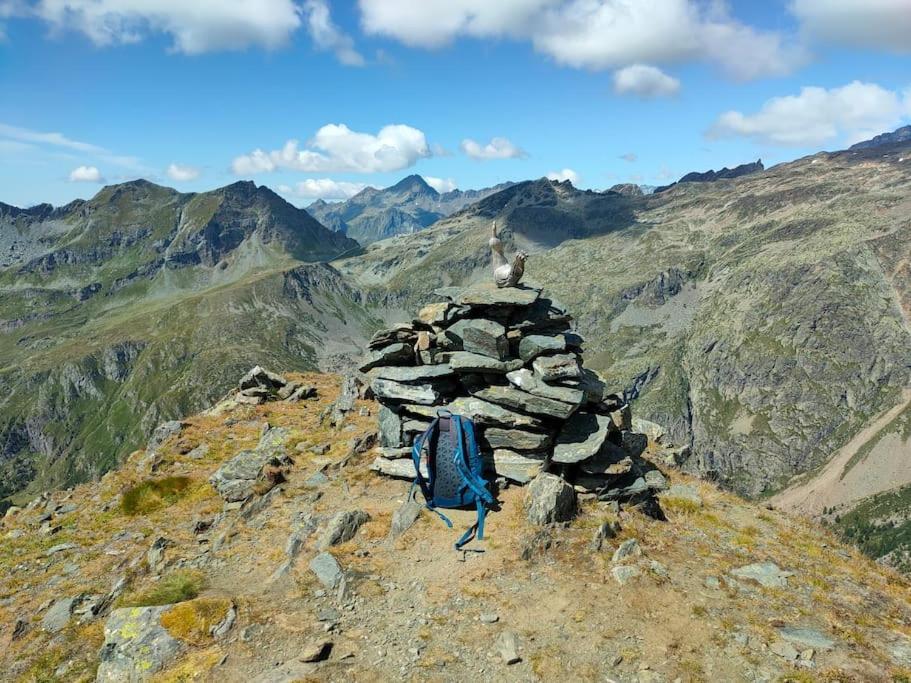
[410,417,453,529]
[451,415,494,550]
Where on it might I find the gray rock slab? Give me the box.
[387,494,423,543]
[371,378,440,405]
[519,334,566,361]
[96,606,183,682]
[445,318,509,360]
[456,283,541,307]
[525,473,576,525]
[730,562,793,588]
[309,552,344,589]
[611,565,642,585]
[317,510,370,550]
[481,427,553,452]
[532,353,583,383]
[506,368,585,404]
[371,364,454,383]
[552,412,611,464]
[449,352,524,374]
[42,596,82,633]
[403,397,544,430]
[371,457,428,480]
[377,405,402,448]
[490,449,546,483]
[209,427,291,502]
[473,385,578,420]
[358,342,413,372]
[777,627,835,651]
[612,538,642,564]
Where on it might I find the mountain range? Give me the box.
[2,129,911,570]
[305,174,513,245]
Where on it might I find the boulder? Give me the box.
[370,378,440,405]
[209,427,291,502]
[42,596,83,633]
[96,606,183,682]
[449,352,524,374]
[359,342,413,372]
[471,385,578,420]
[367,323,416,349]
[316,510,370,550]
[552,412,611,464]
[518,334,566,361]
[239,365,286,391]
[444,318,509,360]
[532,353,583,383]
[147,421,186,454]
[387,494,423,543]
[525,473,576,525]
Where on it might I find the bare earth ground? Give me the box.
[773,389,911,516]
[3,375,911,682]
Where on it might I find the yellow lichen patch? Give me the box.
[151,646,224,682]
[160,598,232,646]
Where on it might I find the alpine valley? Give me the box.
[2,130,911,573]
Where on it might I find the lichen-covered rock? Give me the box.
[96,606,183,682]
[316,510,370,549]
[525,473,576,525]
[209,427,291,502]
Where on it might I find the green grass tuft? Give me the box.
[121,569,206,607]
[120,476,193,515]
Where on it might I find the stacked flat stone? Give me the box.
[364,282,664,505]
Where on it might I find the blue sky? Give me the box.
[1,0,910,207]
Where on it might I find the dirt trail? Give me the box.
[772,388,911,516]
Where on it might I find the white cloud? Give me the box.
[612,64,680,98]
[25,0,301,54]
[423,175,457,193]
[278,178,368,200]
[460,137,526,160]
[0,121,105,153]
[619,152,637,162]
[303,0,365,66]
[359,0,804,80]
[69,165,104,182]
[166,163,200,181]
[708,81,911,147]
[792,0,911,53]
[232,123,432,175]
[546,168,580,185]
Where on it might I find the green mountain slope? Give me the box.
[0,181,376,504]
[338,148,911,502]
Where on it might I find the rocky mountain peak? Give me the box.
[388,174,438,198]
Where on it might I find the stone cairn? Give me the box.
[363,281,665,518]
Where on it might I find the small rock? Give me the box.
[42,597,82,633]
[777,627,835,651]
[643,469,668,491]
[770,640,799,661]
[387,493,423,544]
[309,552,344,589]
[479,613,499,624]
[210,602,237,639]
[147,536,174,573]
[612,538,642,563]
[730,562,793,588]
[662,484,703,507]
[648,560,669,578]
[611,565,641,585]
[525,473,576,525]
[299,640,332,662]
[317,510,370,550]
[497,631,521,665]
[589,520,620,551]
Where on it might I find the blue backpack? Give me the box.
[411,410,495,550]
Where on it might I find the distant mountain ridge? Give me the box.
[654,159,764,193]
[305,174,513,245]
[850,125,911,150]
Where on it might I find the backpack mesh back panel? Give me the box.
[433,415,462,500]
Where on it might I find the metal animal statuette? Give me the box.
[489,221,527,288]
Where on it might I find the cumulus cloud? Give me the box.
[232,123,432,175]
[619,152,637,162]
[278,178,368,200]
[708,81,911,147]
[359,0,804,80]
[23,0,301,54]
[304,0,364,66]
[613,64,680,98]
[423,175,457,193]
[69,165,104,182]
[460,137,526,160]
[546,168,581,185]
[166,163,200,181]
[792,0,911,53]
